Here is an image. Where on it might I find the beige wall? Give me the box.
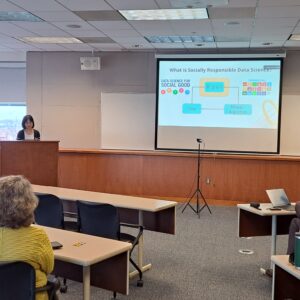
[27,50,300,153]
[27,51,155,149]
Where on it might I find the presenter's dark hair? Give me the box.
[22,115,35,129]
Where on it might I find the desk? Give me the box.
[238,204,295,271]
[33,185,177,277]
[39,225,131,300]
[271,255,300,300]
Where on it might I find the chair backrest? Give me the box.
[0,261,35,300]
[35,193,64,229]
[77,201,120,239]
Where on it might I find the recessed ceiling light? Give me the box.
[0,11,43,22]
[66,24,81,28]
[20,37,82,44]
[289,34,300,41]
[119,8,208,20]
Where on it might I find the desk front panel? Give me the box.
[53,252,129,295]
[239,209,295,237]
[274,265,300,300]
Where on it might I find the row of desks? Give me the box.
[32,184,177,300]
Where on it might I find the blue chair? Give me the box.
[0,261,60,300]
[34,193,69,293]
[76,201,144,289]
[34,194,64,229]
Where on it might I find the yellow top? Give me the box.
[0,225,54,300]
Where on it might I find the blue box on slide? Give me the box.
[182,103,201,114]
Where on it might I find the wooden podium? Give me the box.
[0,141,59,186]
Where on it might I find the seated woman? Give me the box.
[287,202,300,263]
[17,114,40,140]
[0,175,54,300]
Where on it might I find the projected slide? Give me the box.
[156,58,282,153]
[158,60,280,129]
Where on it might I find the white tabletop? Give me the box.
[33,185,177,212]
[237,203,296,216]
[36,225,131,267]
[271,255,300,280]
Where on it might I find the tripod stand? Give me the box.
[182,139,212,218]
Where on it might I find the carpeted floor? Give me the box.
[58,205,288,299]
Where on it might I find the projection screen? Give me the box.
[155,58,283,153]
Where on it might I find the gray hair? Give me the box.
[0,175,38,228]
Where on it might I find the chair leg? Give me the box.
[112,291,117,299]
[129,257,143,287]
[60,278,68,293]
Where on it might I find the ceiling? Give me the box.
[0,0,300,56]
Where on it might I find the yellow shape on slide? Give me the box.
[199,78,230,97]
[262,100,278,127]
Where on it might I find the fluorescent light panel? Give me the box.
[119,8,208,20]
[289,34,300,41]
[146,35,214,43]
[20,37,82,44]
[0,12,43,22]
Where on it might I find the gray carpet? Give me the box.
[59,206,287,299]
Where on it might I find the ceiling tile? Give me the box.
[105,0,159,10]
[78,37,115,43]
[60,43,95,51]
[57,0,113,11]
[89,21,133,30]
[110,36,147,43]
[250,40,285,47]
[170,20,212,34]
[251,35,287,42]
[70,30,106,37]
[29,43,69,50]
[118,43,154,49]
[10,21,58,31]
[254,18,299,27]
[215,34,250,42]
[100,29,142,37]
[152,42,185,48]
[9,0,67,12]
[216,41,250,47]
[256,6,300,18]
[73,10,124,21]
[32,11,83,22]
[258,0,300,6]
[228,0,257,7]
[208,7,256,19]
[252,27,293,36]
[184,42,216,48]
[212,18,254,28]
[0,0,25,11]
[129,20,174,34]
[284,40,300,47]
[154,0,174,9]
[51,21,96,31]
[0,22,33,37]
[89,43,123,50]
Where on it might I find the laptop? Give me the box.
[266,189,295,211]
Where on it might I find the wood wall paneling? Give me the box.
[58,150,300,204]
[1,141,58,186]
